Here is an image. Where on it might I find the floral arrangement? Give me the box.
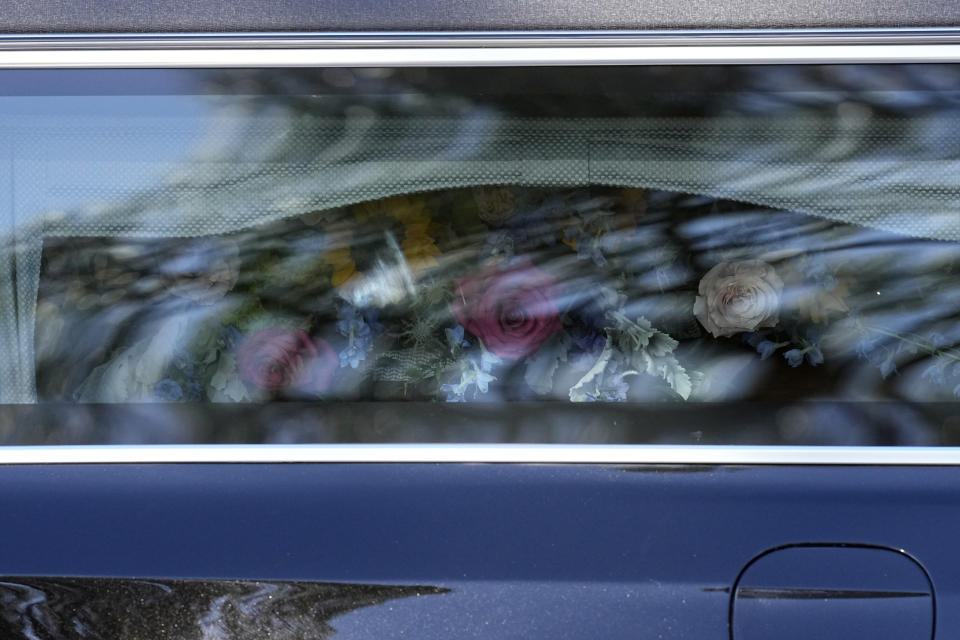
[34,186,960,404]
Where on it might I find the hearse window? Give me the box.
[3,65,960,445]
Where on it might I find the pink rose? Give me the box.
[237,328,337,393]
[451,261,563,359]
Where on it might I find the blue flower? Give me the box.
[219,326,243,351]
[571,326,606,353]
[757,340,777,360]
[475,371,496,394]
[784,349,805,368]
[184,382,204,402]
[172,349,196,378]
[802,254,838,290]
[922,363,946,386]
[445,325,471,351]
[440,383,466,403]
[441,348,502,402]
[339,343,367,369]
[154,379,184,401]
[361,308,385,336]
[880,358,898,379]
[477,349,501,372]
[337,303,378,369]
[742,332,764,349]
[584,375,630,402]
[481,230,516,261]
[576,234,608,267]
[855,339,877,360]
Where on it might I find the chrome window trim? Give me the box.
[2,29,960,66]
[5,28,960,49]
[0,445,958,465]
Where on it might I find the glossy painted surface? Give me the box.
[733,546,934,640]
[0,463,958,638]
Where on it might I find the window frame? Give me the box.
[4,28,960,464]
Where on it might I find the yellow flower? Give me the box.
[387,196,430,226]
[402,224,442,272]
[354,195,430,226]
[323,246,356,286]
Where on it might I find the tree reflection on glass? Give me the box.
[6,64,960,444]
[0,577,448,640]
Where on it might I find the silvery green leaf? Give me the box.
[524,331,571,395]
[208,351,253,402]
[133,314,189,386]
[641,352,692,400]
[647,330,679,357]
[660,355,694,400]
[569,340,613,402]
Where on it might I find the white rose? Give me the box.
[694,260,783,338]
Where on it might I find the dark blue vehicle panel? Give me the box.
[0,463,955,638]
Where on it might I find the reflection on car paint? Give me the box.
[0,577,448,640]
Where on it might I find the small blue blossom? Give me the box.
[474,370,496,393]
[481,230,516,261]
[586,377,630,402]
[922,362,947,386]
[440,383,465,403]
[562,206,613,268]
[742,332,764,349]
[337,303,378,369]
[784,349,805,368]
[441,347,502,402]
[802,254,838,291]
[929,333,948,349]
[154,379,184,401]
[570,325,606,353]
[879,358,898,379]
[219,326,243,351]
[757,340,777,360]
[339,343,367,369]
[172,349,196,378]
[478,349,501,372]
[445,325,471,351]
[184,382,204,402]
[578,237,608,267]
[855,339,877,360]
